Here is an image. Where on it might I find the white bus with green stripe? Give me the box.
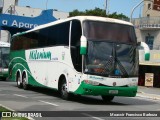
[0,41,10,80]
[9,16,139,101]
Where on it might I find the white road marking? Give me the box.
[0,94,7,95]
[135,96,160,103]
[14,94,28,98]
[82,113,105,120]
[137,93,160,100]
[0,104,34,120]
[38,100,59,107]
[0,104,15,111]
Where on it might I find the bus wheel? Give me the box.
[101,95,114,102]
[17,73,22,88]
[22,73,29,90]
[60,78,69,100]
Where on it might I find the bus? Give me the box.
[0,41,10,80]
[9,16,139,101]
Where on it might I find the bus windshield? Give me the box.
[0,47,10,68]
[83,20,136,44]
[83,21,138,77]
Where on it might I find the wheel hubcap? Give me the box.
[62,84,67,97]
[17,77,20,85]
[23,78,27,86]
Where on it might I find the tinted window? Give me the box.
[70,20,82,72]
[11,21,70,50]
[0,47,10,68]
[83,21,136,44]
[11,32,38,50]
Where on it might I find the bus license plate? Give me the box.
[109,90,118,94]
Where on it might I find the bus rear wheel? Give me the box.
[22,73,29,90]
[17,73,22,88]
[101,95,114,102]
[60,78,69,100]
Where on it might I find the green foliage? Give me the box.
[0,106,11,112]
[69,7,129,21]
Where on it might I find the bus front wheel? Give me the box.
[22,73,29,90]
[101,95,114,102]
[60,78,69,100]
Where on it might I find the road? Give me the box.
[0,80,160,120]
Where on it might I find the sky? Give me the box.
[18,0,142,18]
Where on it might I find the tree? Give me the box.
[69,8,129,21]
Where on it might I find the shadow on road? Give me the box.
[0,80,158,106]
[20,86,158,106]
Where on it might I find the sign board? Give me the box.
[145,73,154,87]
[153,0,160,11]
[0,9,57,35]
[139,50,160,64]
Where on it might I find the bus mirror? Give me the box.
[140,42,150,61]
[137,42,141,46]
[80,36,87,55]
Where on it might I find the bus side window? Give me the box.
[71,20,82,72]
[55,22,70,46]
[22,32,38,49]
[11,36,22,50]
[46,25,58,46]
[46,22,70,46]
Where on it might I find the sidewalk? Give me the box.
[137,86,160,100]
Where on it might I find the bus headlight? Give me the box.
[128,82,137,86]
[84,80,99,85]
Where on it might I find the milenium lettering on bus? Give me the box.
[29,50,52,60]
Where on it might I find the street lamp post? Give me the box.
[46,0,49,10]
[130,0,152,23]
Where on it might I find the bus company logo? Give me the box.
[29,50,51,60]
[89,76,104,80]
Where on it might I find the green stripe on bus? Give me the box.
[74,81,137,97]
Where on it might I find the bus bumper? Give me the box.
[74,81,137,97]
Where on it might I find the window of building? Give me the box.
[148,3,151,9]
[145,36,154,50]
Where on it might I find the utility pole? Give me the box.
[46,0,49,10]
[105,0,109,15]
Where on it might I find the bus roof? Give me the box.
[0,41,10,47]
[13,16,133,36]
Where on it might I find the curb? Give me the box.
[137,92,160,101]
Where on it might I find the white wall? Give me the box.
[2,0,18,14]
[15,6,42,17]
[0,30,9,42]
[143,1,160,17]
[53,11,69,20]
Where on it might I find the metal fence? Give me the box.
[132,17,160,27]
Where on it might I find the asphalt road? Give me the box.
[0,80,160,120]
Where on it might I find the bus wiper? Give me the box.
[100,56,114,75]
[115,58,128,77]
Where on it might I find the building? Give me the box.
[132,0,160,88]
[133,0,160,49]
[0,0,69,42]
